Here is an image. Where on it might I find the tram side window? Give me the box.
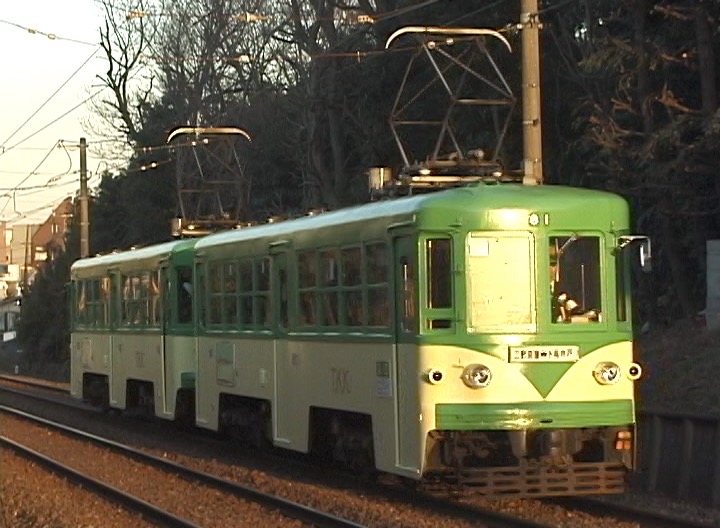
[89,280,101,327]
[255,258,271,329]
[137,271,154,326]
[223,262,238,326]
[298,251,318,326]
[122,275,140,326]
[295,243,388,330]
[100,277,111,326]
[76,278,110,328]
[320,249,339,326]
[207,263,222,326]
[119,272,157,327]
[76,282,88,325]
[366,242,389,327]
[550,236,602,323]
[342,246,363,326]
[121,275,134,325]
[148,271,160,326]
[238,259,254,328]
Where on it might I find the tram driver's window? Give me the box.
[427,238,452,309]
[550,236,602,323]
[426,238,452,329]
[400,256,417,333]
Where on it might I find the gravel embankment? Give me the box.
[0,448,153,528]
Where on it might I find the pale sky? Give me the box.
[0,0,110,226]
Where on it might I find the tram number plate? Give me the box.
[509,345,579,362]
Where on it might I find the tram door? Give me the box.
[392,235,421,471]
[271,247,296,445]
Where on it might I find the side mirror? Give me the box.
[618,235,652,273]
[639,238,652,273]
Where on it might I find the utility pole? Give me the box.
[79,137,90,258]
[521,0,543,185]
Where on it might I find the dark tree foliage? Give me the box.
[234,90,306,219]
[90,96,185,253]
[545,0,720,324]
[16,220,79,379]
[90,164,177,253]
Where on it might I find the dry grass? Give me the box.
[636,319,720,416]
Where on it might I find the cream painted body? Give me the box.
[70,332,112,399]
[194,336,404,474]
[73,331,637,480]
[72,331,196,420]
[402,340,637,475]
[194,335,636,479]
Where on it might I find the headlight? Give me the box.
[627,363,642,380]
[425,369,444,385]
[462,364,492,389]
[593,362,621,385]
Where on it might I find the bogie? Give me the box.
[310,408,375,476]
[174,388,196,428]
[218,394,272,449]
[82,373,109,411]
[125,379,155,418]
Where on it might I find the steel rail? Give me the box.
[0,435,202,528]
[0,404,365,528]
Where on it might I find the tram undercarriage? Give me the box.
[422,427,634,497]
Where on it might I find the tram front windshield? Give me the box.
[466,233,535,333]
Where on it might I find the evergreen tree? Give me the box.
[16,229,77,380]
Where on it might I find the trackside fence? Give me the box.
[636,409,720,506]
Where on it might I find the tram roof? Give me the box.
[71,238,197,276]
[195,183,628,250]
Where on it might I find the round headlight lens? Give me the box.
[462,364,492,389]
[627,363,642,380]
[593,362,621,385]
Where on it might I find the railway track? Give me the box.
[0,374,70,394]
[1,434,200,527]
[0,405,365,528]
[0,400,553,528]
[1,374,713,528]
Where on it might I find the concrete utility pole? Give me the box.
[521,0,543,185]
[79,137,90,258]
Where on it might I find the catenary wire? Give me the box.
[0,47,101,151]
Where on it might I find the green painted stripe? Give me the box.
[436,400,634,430]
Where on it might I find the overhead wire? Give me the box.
[0,142,60,218]
[0,7,142,223]
[445,0,514,27]
[1,89,105,157]
[0,18,99,46]
[0,46,102,151]
[536,0,579,16]
[5,194,78,224]
[371,0,446,23]
[0,13,106,222]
